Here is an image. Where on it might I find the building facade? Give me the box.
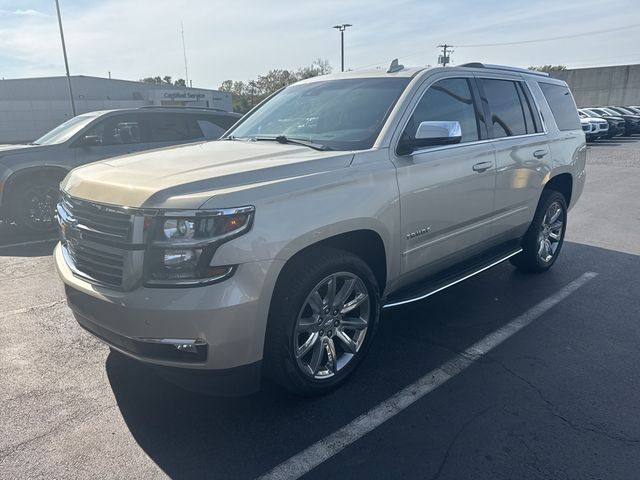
[0,75,232,143]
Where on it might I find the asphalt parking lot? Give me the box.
[1,137,639,479]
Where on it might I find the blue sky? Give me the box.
[0,0,639,89]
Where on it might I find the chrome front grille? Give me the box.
[65,241,125,286]
[60,194,132,240]
[58,193,136,288]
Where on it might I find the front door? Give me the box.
[393,76,497,281]
[71,113,149,167]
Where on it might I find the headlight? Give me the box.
[144,206,254,287]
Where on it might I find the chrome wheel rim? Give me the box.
[538,201,564,263]
[25,185,58,228]
[294,272,370,380]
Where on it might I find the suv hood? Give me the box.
[62,140,355,209]
[0,143,41,157]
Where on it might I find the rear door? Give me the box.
[477,76,550,240]
[140,112,204,148]
[393,75,497,280]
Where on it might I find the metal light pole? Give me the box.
[54,0,76,116]
[332,24,352,72]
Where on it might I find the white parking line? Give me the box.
[0,238,58,250]
[259,271,598,480]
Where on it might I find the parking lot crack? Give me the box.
[0,403,117,460]
[429,406,495,480]
[0,299,65,319]
[487,355,640,447]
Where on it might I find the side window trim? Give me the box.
[519,80,546,134]
[395,75,486,155]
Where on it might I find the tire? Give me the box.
[10,177,60,233]
[264,247,380,397]
[510,189,567,273]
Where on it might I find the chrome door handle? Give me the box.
[472,161,492,173]
[533,150,548,159]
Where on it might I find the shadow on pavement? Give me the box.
[104,242,637,479]
[0,222,58,257]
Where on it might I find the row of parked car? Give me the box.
[579,105,640,142]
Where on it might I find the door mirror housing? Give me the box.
[398,121,462,155]
[80,134,101,146]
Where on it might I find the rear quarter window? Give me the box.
[538,83,581,131]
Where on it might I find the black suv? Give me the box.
[0,107,242,231]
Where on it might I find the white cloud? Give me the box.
[0,0,638,88]
[0,8,47,16]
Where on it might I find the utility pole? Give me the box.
[332,24,353,72]
[54,0,76,116]
[181,21,190,88]
[249,81,256,108]
[437,44,453,67]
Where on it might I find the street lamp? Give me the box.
[54,0,76,116]
[332,24,352,72]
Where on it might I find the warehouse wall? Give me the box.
[551,64,640,107]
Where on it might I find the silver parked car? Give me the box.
[0,107,241,231]
[55,62,585,396]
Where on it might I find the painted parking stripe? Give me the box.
[0,238,58,250]
[259,271,598,480]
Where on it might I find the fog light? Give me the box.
[175,343,198,354]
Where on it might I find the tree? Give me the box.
[218,59,332,114]
[296,58,332,80]
[528,65,567,73]
[140,76,188,87]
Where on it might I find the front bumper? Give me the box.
[55,244,283,376]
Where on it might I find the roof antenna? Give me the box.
[387,58,404,73]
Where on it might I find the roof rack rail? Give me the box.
[458,62,550,77]
[138,106,231,112]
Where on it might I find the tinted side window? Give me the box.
[404,78,480,145]
[146,113,203,142]
[480,79,528,138]
[538,83,581,131]
[83,114,142,146]
[195,114,238,140]
[197,120,226,140]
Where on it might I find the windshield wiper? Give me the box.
[254,135,332,151]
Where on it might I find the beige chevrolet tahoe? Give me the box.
[55,62,586,396]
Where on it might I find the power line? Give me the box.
[353,23,640,70]
[455,23,640,47]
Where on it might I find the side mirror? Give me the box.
[80,134,101,146]
[398,121,462,155]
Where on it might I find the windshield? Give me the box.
[229,77,410,151]
[33,114,98,145]
[612,107,635,115]
[602,108,622,116]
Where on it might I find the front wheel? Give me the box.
[11,178,60,232]
[510,189,567,273]
[264,247,380,396]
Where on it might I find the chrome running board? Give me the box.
[383,247,523,309]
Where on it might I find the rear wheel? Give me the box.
[510,189,567,273]
[265,247,380,396]
[10,177,60,232]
